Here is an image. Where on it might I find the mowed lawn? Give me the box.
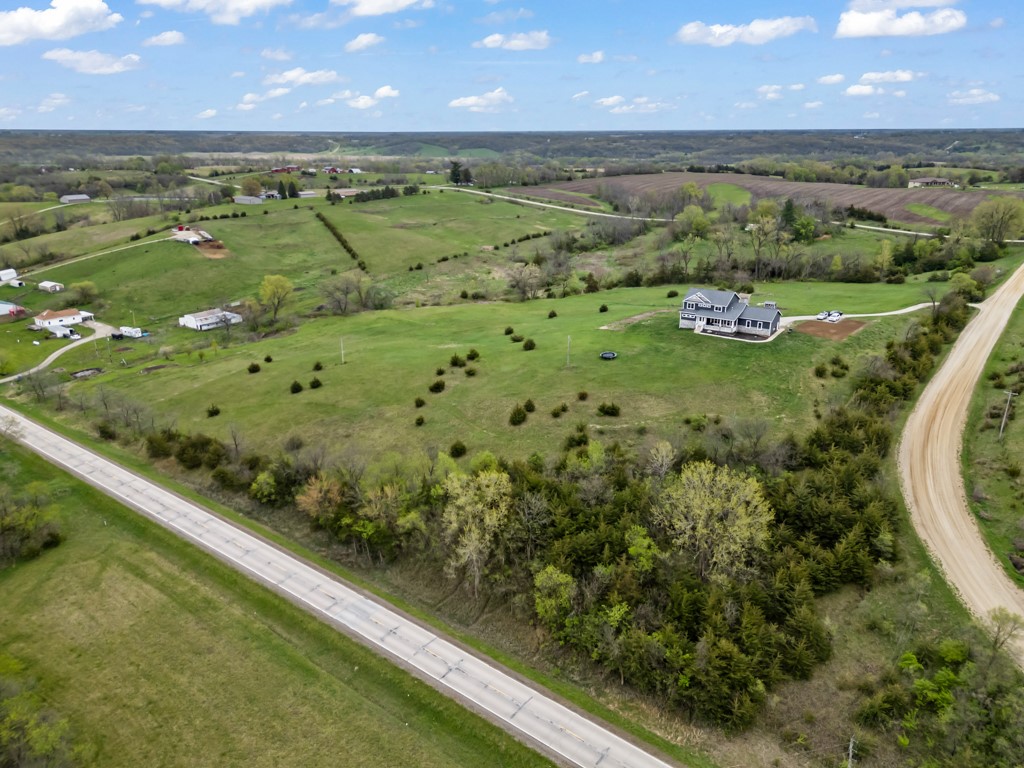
[0,442,552,768]
[67,285,931,459]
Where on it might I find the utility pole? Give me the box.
[847,736,856,768]
[999,390,1018,439]
[339,336,345,365]
[566,335,571,367]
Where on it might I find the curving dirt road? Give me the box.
[899,263,1024,664]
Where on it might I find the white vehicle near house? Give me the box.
[816,310,829,321]
[119,326,143,338]
[827,310,843,323]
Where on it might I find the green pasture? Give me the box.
[324,192,578,274]
[904,203,953,223]
[0,441,552,768]
[0,201,55,221]
[62,285,930,460]
[705,182,751,207]
[962,294,1024,585]
[0,322,96,377]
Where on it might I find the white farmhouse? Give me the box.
[178,308,243,331]
[678,288,782,339]
[33,308,94,328]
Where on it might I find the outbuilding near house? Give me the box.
[0,268,18,283]
[178,308,243,331]
[38,280,64,293]
[233,195,263,205]
[678,287,782,339]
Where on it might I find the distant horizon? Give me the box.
[0,1,1017,133]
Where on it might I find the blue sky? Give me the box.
[0,0,1018,132]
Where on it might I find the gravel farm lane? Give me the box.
[0,403,679,768]
[899,261,1024,664]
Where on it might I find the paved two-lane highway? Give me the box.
[0,403,678,768]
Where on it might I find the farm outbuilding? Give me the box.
[0,268,17,283]
[233,195,263,205]
[59,194,91,204]
[0,300,26,321]
[178,308,243,331]
[38,280,64,293]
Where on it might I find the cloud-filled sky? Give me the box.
[0,0,1017,131]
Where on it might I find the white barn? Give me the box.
[178,308,243,331]
[59,194,91,204]
[38,280,64,293]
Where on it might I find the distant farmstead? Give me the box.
[908,177,954,188]
[679,288,782,339]
[33,308,93,328]
[59,194,91,204]
[178,308,243,331]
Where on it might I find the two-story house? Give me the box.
[678,287,782,338]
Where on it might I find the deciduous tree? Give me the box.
[441,469,512,597]
[655,461,773,584]
[258,274,293,323]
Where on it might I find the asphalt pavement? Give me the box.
[0,403,679,768]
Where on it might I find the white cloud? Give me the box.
[37,93,70,112]
[347,94,378,109]
[479,8,532,24]
[609,96,670,115]
[316,98,335,106]
[817,73,845,85]
[448,86,513,112]
[990,17,1004,28]
[571,90,590,100]
[676,16,817,46]
[835,8,966,38]
[42,48,141,74]
[237,87,291,109]
[0,107,22,121]
[345,32,384,52]
[136,0,293,26]
[143,30,185,46]
[331,0,434,16]
[892,89,907,97]
[264,67,339,86]
[261,47,291,61]
[757,84,783,100]
[0,0,122,47]
[947,88,999,105]
[595,95,625,107]
[804,101,824,109]
[196,108,217,119]
[330,89,354,99]
[789,83,805,91]
[734,101,756,109]
[860,69,916,83]
[863,111,880,118]
[577,50,604,64]
[473,30,550,50]
[845,84,880,96]
[373,84,399,98]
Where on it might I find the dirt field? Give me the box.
[197,240,230,259]
[794,318,866,341]
[531,172,1023,225]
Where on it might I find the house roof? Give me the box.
[185,308,229,320]
[35,308,81,321]
[683,287,740,307]
[741,305,782,323]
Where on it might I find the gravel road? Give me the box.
[899,263,1024,664]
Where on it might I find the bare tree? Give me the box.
[321,273,362,315]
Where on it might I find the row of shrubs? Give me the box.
[314,211,363,267]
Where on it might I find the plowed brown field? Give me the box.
[533,172,1022,225]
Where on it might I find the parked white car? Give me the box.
[816,310,829,320]
[827,311,843,323]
